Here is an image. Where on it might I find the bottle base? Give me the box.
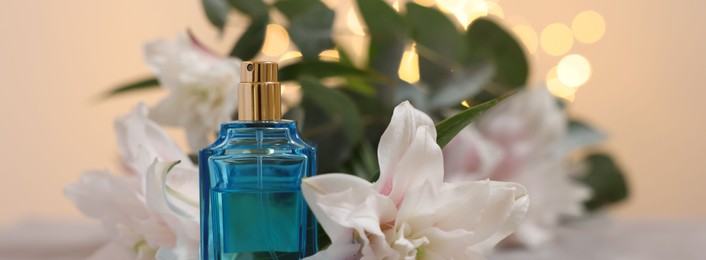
[220,252,302,260]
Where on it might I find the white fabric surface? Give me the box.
[0,219,107,260]
[1,218,704,260]
[492,218,706,260]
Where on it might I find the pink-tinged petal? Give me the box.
[475,87,566,177]
[186,30,220,57]
[361,231,398,260]
[386,125,444,204]
[302,174,382,244]
[303,242,362,260]
[390,222,430,258]
[432,180,491,231]
[442,127,503,182]
[303,174,400,259]
[317,189,395,237]
[417,227,474,260]
[469,181,529,254]
[375,101,436,195]
[395,181,436,232]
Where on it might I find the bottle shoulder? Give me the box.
[200,120,315,155]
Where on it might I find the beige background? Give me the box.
[0,0,704,228]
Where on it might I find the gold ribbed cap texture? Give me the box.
[241,61,278,83]
[238,61,282,121]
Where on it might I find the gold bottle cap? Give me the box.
[238,61,282,121]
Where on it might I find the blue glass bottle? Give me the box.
[200,62,317,260]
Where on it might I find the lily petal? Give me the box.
[442,127,503,181]
[304,243,361,260]
[302,173,372,243]
[469,181,529,254]
[115,103,192,174]
[145,159,199,221]
[64,171,147,233]
[376,101,436,196]
[432,180,491,231]
[386,125,444,204]
[418,227,474,260]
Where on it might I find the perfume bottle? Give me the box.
[200,61,317,260]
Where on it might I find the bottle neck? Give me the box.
[237,82,282,121]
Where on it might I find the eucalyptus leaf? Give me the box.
[406,3,465,66]
[227,0,268,18]
[357,0,408,105]
[367,42,406,106]
[339,88,390,148]
[557,120,608,155]
[202,0,230,31]
[435,99,499,148]
[279,60,376,82]
[278,1,334,59]
[340,141,379,181]
[394,82,429,112]
[417,55,455,90]
[466,18,529,88]
[282,107,305,127]
[428,62,494,110]
[102,77,159,99]
[577,153,629,211]
[230,14,269,60]
[357,0,407,44]
[337,48,378,97]
[273,0,320,19]
[299,78,363,171]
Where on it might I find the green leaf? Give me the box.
[406,3,469,94]
[558,120,607,155]
[230,14,269,60]
[276,1,334,59]
[435,99,499,148]
[273,0,321,19]
[202,0,230,31]
[279,60,377,82]
[299,77,364,171]
[406,3,465,66]
[578,153,629,211]
[357,0,407,44]
[317,223,331,251]
[227,0,268,18]
[356,0,408,105]
[428,62,494,110]
[339,88,390,147]
[336,48,377,97]
[340,141,379,181]
[102,77,159,99]
[466,18,529,88]
[394,82,429,112]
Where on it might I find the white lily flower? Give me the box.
[66,105,199,260]
[114,103,193,176]
[443,87,591,248]
[144,34,241,151]
[302,101,529,260]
